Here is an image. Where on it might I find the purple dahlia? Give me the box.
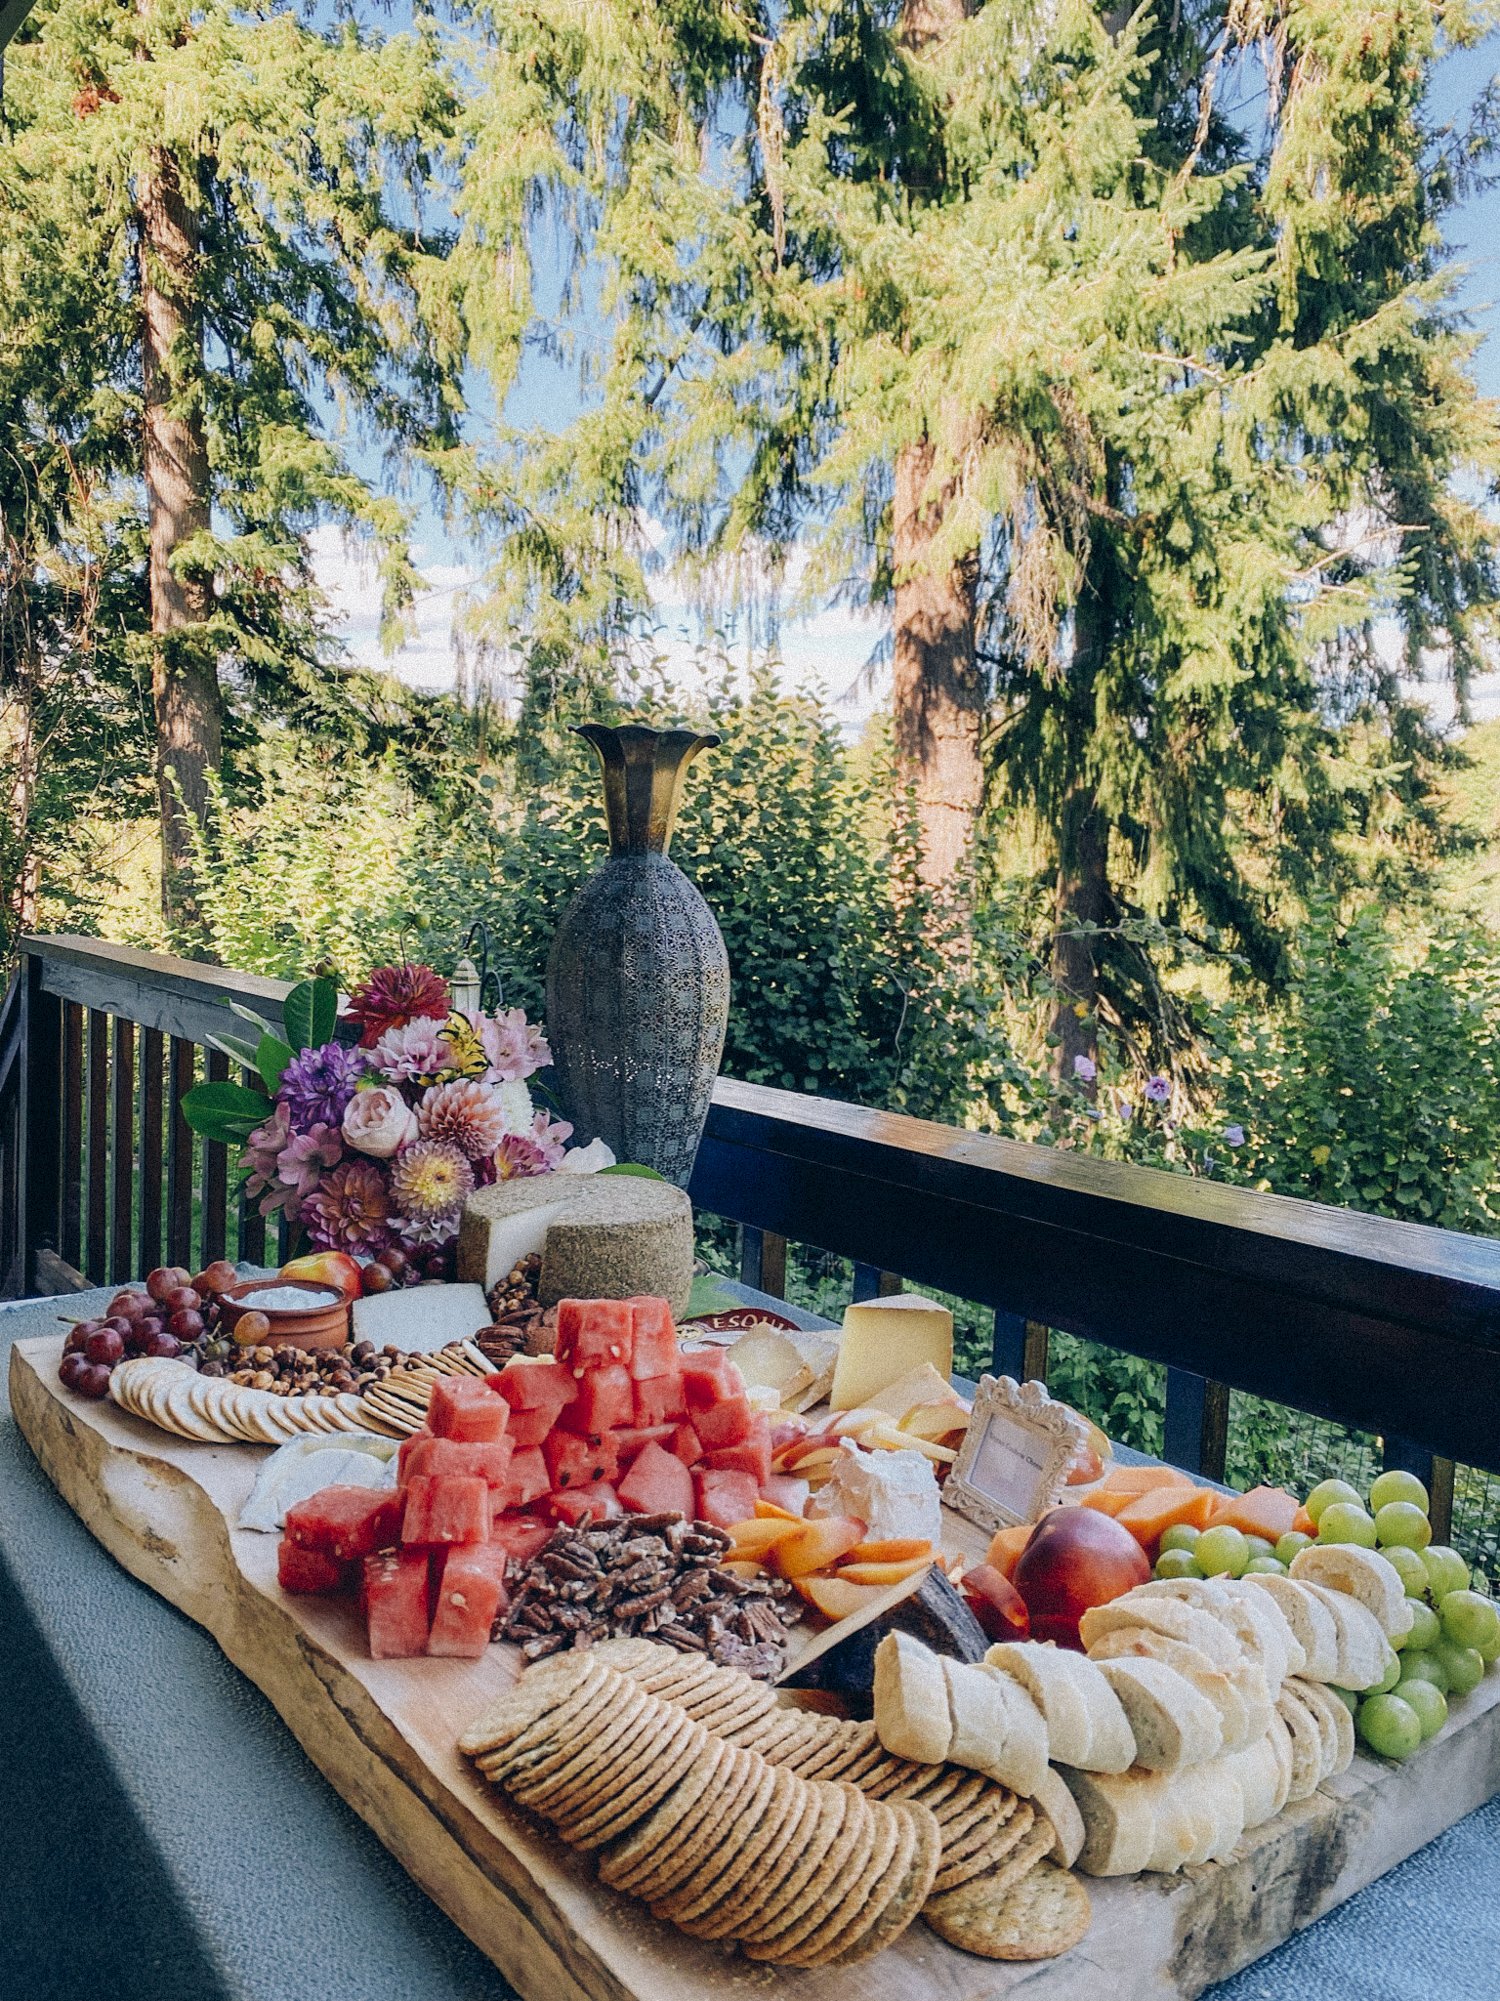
[280,1040,369,1129]
[302,1159,393,1254]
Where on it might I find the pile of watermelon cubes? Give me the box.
[276,1295,779,1660]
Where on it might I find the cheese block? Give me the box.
[829,1293,954,1409]
[808,1441,943,1544]
[725,1327,814,1405]
[866,1362,968,1423]
[350,1282,491,1352]
[456,1175,694,1315]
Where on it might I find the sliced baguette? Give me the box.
[1060,1766,1167,1876]
[1222,1576,1307,1681]
[1080,1595,1246,1670]
[1296,1580,1390,1691]
[873,1630,951,1764]
[1028,1764,1087,1869]
[1093,1657,1223,1772]
[983,1642,1132,1772]
[1279,1678,1337,1780]
[1241,1573,1340,1681]
[1135,1575,1298,1691]
[1146,1759,1245,1870]
[1288,1543,1413,1642]
[1086,1627,1270,1754]
[1287,1676,1355,1778]
[1265,1707,1294,1814]
[1275,1685,1325,1800]
[942,1656,1048,1795]
[1221,1732,1283,1832]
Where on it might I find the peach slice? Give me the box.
[754,1498,803,1522]
[768,1516,867,1578]
[719,1559,765,1581]
[843,1538,934,1565]
[726,1519,804,1558]
[793,1575,888,1621]
[836,1555,934,1587]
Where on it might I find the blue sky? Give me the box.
[319,22,1500,728]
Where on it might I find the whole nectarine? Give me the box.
[1011,1505,1150,1648]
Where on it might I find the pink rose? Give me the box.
[342,1084,419,1159]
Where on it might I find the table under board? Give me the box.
[3,1281,1498,2001]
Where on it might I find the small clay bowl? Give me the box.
[219,1278,350,1352]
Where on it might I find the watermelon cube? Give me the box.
[611,1423,677,1459]
[695,1467,760,1529]
[704,1414,772,1484]
[561,1362,634,1436]
[618,1440,695,1518]
[489,1512,555,1566]
[403,1435,513,1490]
[626,1296,679,1380]
[400,1473,490,1547]
[693,1393,754,1451]
[363,1549,433,1658]
[285,1486,404,1562]
[502,1404,554,1450]
[633,1372,686,1426]
[556,1298,634,1372]
[277,1540,351,1595]
[398,1427,433,1483]
[428,1377,509,1443]
[490,1359,577,1413]
[547,1481,621,1527]
[543,1429,616,1489]
[500,1445,551,1509]
[427,1544,509,1658]
[682,1350,739,1412]
[669,1422,704,1468]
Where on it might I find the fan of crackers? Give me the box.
[107,1343,488,1446]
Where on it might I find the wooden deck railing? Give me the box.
[9,933,1500,1546]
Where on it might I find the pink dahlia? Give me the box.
[370,1016,455,1086]
[417,1079,510,1161]
[345,962,452,1047]
[389,1138,474,1232]
[493,1133,550,1180]
[302,1160,394,1254]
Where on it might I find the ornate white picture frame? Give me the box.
[944,1375,1089,1535]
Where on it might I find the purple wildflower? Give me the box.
[1072,1054,1097,1082]
[1144,1074,1171,1104]
[1224,1124,1245,1148]
[280,1040,368,1129]
[1118,1100,1134,1123]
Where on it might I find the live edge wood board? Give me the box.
[13,1332,1500,2001]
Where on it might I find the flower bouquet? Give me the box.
[182,962,607,1277]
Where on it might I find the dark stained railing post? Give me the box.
[137,1027,164,1277]
[85,1009,109,1283]
[60,1002,83,1272]
[19,949,64,1291]
[1163,1369,1230,1480]
[1384,1435,1454,1543]
[991,1311,1049,1385]
[109,1015,135,1286]
[200,1047,229,1267]
[166,1037,196,1270]
[739,1225,787,1299]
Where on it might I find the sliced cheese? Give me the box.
[866,1361,967,1421]
[726,1328,815,1405]
[351,1282,491,1352]
[830,1293,954,1410]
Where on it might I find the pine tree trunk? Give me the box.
[140,144,218,945]
[891,434,983,894]
[0,539,40,943]
[1048,551,1113,1079]
[890,0,984,896]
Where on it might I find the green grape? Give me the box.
[1404,1600,1441,1652]
[1327,1685,1359,1714]
[1438,1591,1500,1658]
[1369,1470,1430,1514]
[1374,1501,1431,1550]
[1243,1535,1276,1560]
[1274,1530,1314,1566]
[1396,1649,1450,1693]
[1356,1692,1423,1760]
[1317,1503,1378,1548]
[1306,1479,1363,1524]
[1373,1646,1403,1694]
[1395,1677,1447,1739]
[1244,1555,1287,1575]
[1381,1545,1430,1598]
[1158,1524,1202,1555]
[1154,1548,1203,1580]
[1430,1639,1485,1698]
[1196,1525,1251,1578]
[1421,1546,1471,1600]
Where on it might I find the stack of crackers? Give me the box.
[460,1653,941,1967]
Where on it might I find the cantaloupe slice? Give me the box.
[1099,1463,1196,1496]
[1114,1484,1218,1549]
[1080,1488,1134,1518]
[1292,1503,1316,1537]
[1207,1485,1300,1540]
[985,1522,1035,1577]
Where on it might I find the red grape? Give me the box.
[167,1308,205,1339]
[164,1285,201,1313]
[147,1265,192,1302]
[85,1328,126,1366]
[377,1246,409,1278]
[108,1291,148,1319]
[142,1330,182,1359]
[77,1363,112,1399]
[58,1353,89,1391]
[197,1260,239,1296]
[63,1324,90,1355]
[104,1316,134,1339]
[360,1262,394,1294]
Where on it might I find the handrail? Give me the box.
[24,935,293,1046]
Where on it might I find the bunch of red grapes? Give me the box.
[58,1259,240,1400]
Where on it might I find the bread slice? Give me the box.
[873,1631,952,1764]
[1241,1574,1340,1681]
[1265,1707,1294,1814]
[1222,1576,1307,1681]
[1288,1543,1412,1642]
[1297,1580,1389,1691]
[1221,1732,1283,1832]
[942,1656,1048,1795]
[1093,1657,1223,1772]
[1135,1575,1299,1691]
[1028,1764,1086,1869]
[1145,1760,1245,1870]
[1086,1627,1270,1754]
[1060,1766,1167,1875]
[983,1642,1132,1772]
[1286,1676,1355,1778]
[1080,1595,1246,1670]
[1279,1679,1337,1779]
[1275,1685,1325,1800]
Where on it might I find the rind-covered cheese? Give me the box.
[829,1293,954,1410]
[457,1175,694,1315]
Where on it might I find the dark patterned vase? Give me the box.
[545,723,730,1187]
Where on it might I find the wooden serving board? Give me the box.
[13,1331,1500,2001]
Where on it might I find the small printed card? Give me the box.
[944,1375,1089,1534]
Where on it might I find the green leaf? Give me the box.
[684,1274,745,1320]
[283,976,339,1052]
[256,1033,297,1096]
[181,1080,270,1146]
[598,1162,667,1180]
[207,1030,267,1073]
[228,1001,276,1038]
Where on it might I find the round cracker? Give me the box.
[834,1799,941,1964]
[599,1736,737,1893]
[923,1853,1091,1961]
[804,1798,916,1966]
[667,1764,802,1929]
[744,1786,875,1962]
[652,1757,782,1921]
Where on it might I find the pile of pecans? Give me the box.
[499,1513,800,1679]
[480,1252,551,1363]
[201,1339,432,1399]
